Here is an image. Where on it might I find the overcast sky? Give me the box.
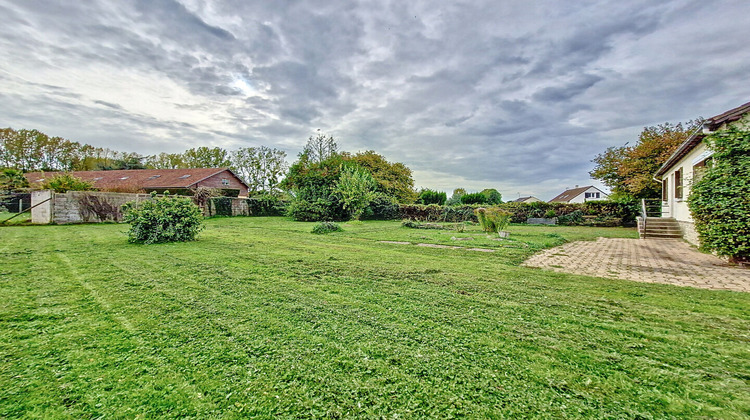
[1,1,749,200]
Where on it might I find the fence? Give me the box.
[1,193,31,213]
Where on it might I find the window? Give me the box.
[178,174,191,179]
[674,168,683,199]
[692,158,711,182]
[119,176,129,180]
[93,177,103,181]
[584,192,600,199]
[662,178,668,201]
[147,175,161,180]
[221,178,230,186]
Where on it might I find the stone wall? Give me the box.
[32,190,153,224]
[678,220,700,246]
[31,191,279,224]
[31,190,53,224]
[206,197,251,217]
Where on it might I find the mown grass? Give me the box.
[0,218,748,418]
[0,211,31,225]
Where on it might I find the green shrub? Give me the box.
[416,189,447,205]
[122,193,204,244]
[460,192,488,205]
[247,194,288,216]
[558,210,584,225]
[480,188,503,204]
[363,193,399,220]
[401,219,420,228]
[400,219,449,230]
[544,210,557,218]
[689,127,750,263]
[333,165,377,220]
[211,197,233,216]
[474,207,511,233]
[396,201,635,225]
[311,221,342,234]
[287,196,348,221]
[39,173,94,193]
[0,168,29,193]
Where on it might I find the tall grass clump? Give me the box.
[474,207,511,233]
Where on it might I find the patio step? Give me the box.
[641,217,682,239]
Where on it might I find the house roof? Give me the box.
[512,196,537,202]
[25,168,248,191]
[549,186,603,203]
[656,100,750,176]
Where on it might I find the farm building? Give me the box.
[25,168,249,197]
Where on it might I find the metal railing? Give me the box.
[640,198,664,237]
[642,199,663,218]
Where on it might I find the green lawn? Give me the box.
[1,218,748,418]
[0,211,31,225]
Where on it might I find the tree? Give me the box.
[282,153,349,221]
[231,146,288,194]
[460,192,487,205]
[480,188,503,204]
[343,150,416,203]
[688,127,750,264]
[446,188,466,206]
[591,121,701,199]
[145,152,187,169]
[303,130,337,164]
[416,189,446,205]
[333,165,377,220]
[182,147,231,168]
[0,168,29,193]
[39,173,95,193]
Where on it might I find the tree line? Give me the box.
[0,127,288,195]
[1,127,507,210]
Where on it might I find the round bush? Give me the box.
[311,221,343,234]
[122,193,204,244]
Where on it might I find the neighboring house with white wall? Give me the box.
[549,185,608,203]
[655,100,750,245]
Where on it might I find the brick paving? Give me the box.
[522,238,750,292]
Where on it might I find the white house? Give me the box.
[549,185,608,203]
[655,100,750,245]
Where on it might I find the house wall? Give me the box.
[660,141,708,224]
[659,113,750,246]
[568,187,608,203]
[195,171,248,197]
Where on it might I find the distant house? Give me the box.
[25,168,250,197]
[549,185,608,203]
[655,100,750,244]
[512,196,543,203]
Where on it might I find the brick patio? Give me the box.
[522,238,750,292]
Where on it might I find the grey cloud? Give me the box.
[1,0,750,199]
[532,74,604,103]
[93,100,123,110]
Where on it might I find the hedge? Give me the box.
[397,201,637,226]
